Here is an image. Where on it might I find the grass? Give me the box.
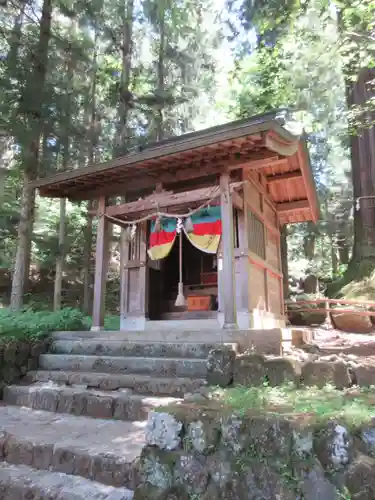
[218,383,375,428]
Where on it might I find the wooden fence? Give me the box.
[285,298,375,323]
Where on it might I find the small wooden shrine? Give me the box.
[31,111,319,331]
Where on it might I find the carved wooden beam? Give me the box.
[105,185,221,218]
[276,199,309,212]
[105,182,244,218]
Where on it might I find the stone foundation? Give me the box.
[207,347,375,389]
[0,338,50,393]
[135,404,375,499]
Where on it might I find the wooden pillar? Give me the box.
[92,196,109,330]
[220,171,237,329]
[120,227,130,327]
[120,221,148,331]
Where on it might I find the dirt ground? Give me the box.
[296,325,375,357]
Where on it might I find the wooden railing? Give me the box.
[285,298,375,321]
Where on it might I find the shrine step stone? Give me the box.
[3,383,179,420]
[0,334,228,496]
[51,328,240,343]
[0,405,143,489]
[50,339,228,359]
[39,353,208,378]
[0,462,133,499]
[25,370,208,397]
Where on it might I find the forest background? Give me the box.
[0,0,374,316]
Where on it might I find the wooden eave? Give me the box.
[30,111,319,225]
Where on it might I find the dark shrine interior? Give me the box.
[148,231,218,320]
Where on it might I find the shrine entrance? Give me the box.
[148,230,218,321]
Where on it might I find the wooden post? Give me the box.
[220,171,237,329]
[92,196,109,330]
[120,227,130,328]
[325,299,333,328]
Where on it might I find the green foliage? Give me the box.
[85,314,120,331]
[220,383,375,428]
[0,308,89,340]
[0,0,227,309]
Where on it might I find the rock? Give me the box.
[207,451,233,488]
[27,357,39,371]
[331,310,374,333]
[174,454,209,494]
[2,365,21,384]
[293,429,313,457]
[206,346,236,387]
[85,393,114,419]
[145,412,182,451]
[345,453,375,499]
[16,342,30,365]
[138,447,175,491]
[249,417,292,459]
[3,344,17,364]
[264,357,301,386]
[221,414,292,459]
[360,428,375,457]
[134,485,188,500]
[220,414,248,454]
[30,339,50,358]
[314,423,353,471]
[243,464,296,500]
[301,361,351,389]
[233,353,266,386]
[354,364,375,387]
[299,460,339,499]
[186,418,219,454]
[31,388,59,412]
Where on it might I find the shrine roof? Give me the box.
[30,109,319,224]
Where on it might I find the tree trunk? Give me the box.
[83,200,93,314]
[54,197,66,310]
[10,172,35,310]
[82,33,100,313]
[54,18,75,311]
[7,1,26,72]
[10,0,53,311]
[155,2,166,141]
[114,0,134,156]
[348,68,375,261]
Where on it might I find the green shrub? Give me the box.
[0,307,90,340]
[85,314,120,331]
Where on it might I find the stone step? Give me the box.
[51,329,281,354]
[39,354,208,378]
[50,339,229,359]
[52,329,237,343]
[0,462,133,499]
[0,405,144,489]
[26,370,207,396]
[3,384,179,421]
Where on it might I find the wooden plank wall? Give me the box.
[244,170,284,318]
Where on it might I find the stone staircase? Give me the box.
[0,330,231,499]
